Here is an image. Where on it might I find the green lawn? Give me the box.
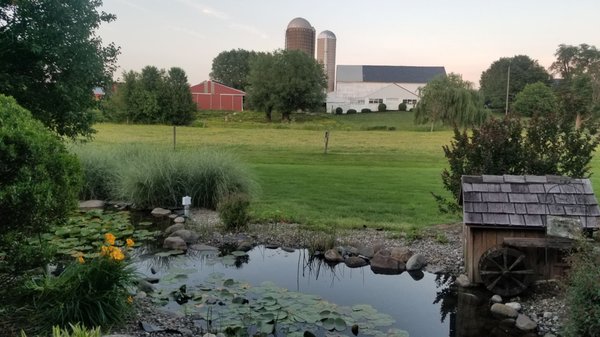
[85,111,600,231]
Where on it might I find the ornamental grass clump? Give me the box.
[22,233,137,332]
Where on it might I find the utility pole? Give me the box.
[505,62,511,115]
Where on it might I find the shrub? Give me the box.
[398,102,407,111]
[361,108,371,113]
[346,109,357,114]
[0,94,81,236]
[22,237,136,332]
[335,107,343,115]
[377,103,387,112]
[513,82,558,117]
[74,147,118,200]
[218,193,251,230]
[563,241,600,337]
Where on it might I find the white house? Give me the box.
[326,65,446,113]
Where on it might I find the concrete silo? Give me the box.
[317,30,337,92]
[285,17,315,58]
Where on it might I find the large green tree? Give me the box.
[247,50,327,121]
[164,67,196,125]
[550,44,600,128]
[0,0,119,139]
[479,55,551,111]
[210,49,256,91]
[414,73,487,131]
[513,82,559,117]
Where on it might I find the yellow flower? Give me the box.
[127,295,134,304]
[77,256,85,264]
[126,238,135,248]
[104,233,116,245]
[110,247,125,261]
[100,245,111,256]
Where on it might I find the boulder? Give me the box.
[79,199,105,210]
[505,302,522,312]
[516,314,537,331]
[357,246,375,259]
[490,303,518,318]
[345,256,368,268]
[455,274,472,288]
[174,216,186,223]
[491,294,503,304]
[390,247,413,263]
[370,250,405,274]
[137,279,156,293]
[324,249,344,263]
[408,270,424,280]
[165,223,185,236]
[281,247,295,253]
[163,236,188,251]
[405,253,426,271]
[169,229,199,244]
[237,241,253,252]
[151,207,171,217]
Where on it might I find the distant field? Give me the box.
[86,110,600,231]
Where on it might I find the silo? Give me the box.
[317,30,337,92]
[285,17,315,58]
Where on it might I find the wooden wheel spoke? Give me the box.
[485,256,505,271]
[510,269,534,275]
[480,270,502,275]
[479,247,532,297]
[503,249,508,269]
[508,254,525,271]
[486,275,503,291]
[509,275,527,290]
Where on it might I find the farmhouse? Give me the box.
[190,80,245,112]
[326,65,446,113]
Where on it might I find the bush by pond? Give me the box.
[73,145,256,209]
[218,193,251,230]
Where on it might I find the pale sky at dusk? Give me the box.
[98,0,600,87]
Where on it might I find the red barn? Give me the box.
[190,80,246,111]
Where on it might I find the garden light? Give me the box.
[182,196,192,217]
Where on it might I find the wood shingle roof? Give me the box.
[461,175,600,228]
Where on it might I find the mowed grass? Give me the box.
[87,111,600,231]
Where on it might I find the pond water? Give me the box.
[134,246,458,337]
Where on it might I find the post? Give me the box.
[505,62,511,115]
[173,125,176,151]
[324,130,330,154]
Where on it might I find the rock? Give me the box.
[169,229,199,244]
[179,328,193,337]
[174,216,186,223]
[281,247,295,253]
[370,250,405,274]
[543,311,552,319]
[79,199,105,210]
[490,303,518,318]
[151,207,171,217]
[165,223,185,236]
[506,302,522,312]
[455,274,471,288]
[357,246,375,259]
[324,249,344,263]
[163,236,188,251]
[137,279,156,293]
[169,214,178,219]
[491,294,503,303]
[189,243,219,251]
[499,318,516,328]
[390,247,413,263]
[265,244,279,249]
[544,334,556,337]
[405,253,426,271]
[144,277,160,284]
[345,256,368,268]
[458,291,481,305]
[425,265,446,274]
[516,314,537,331]
[135,291,147,299]
[237,241,253,252]
[408,270,424,280]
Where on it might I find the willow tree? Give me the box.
[414,73,488,131]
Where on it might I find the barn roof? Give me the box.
[461,175,600,229]
[336,65,446,83]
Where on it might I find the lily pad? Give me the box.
[155,250,185,257]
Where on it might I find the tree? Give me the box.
[550,44,600,128]
[479,55,551,111]
[0,0,119,139]
[210,49,256,91]
[164,67,196,125]
[247,50,327,121]
[513,82,559,117]
[414,73,487,131]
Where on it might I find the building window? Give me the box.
[368,98,383,104]
[402,99,417,105]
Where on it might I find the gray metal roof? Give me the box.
[336,65,446,83]
[287,17,314,30]
[318,30,336,39]
[461,175,600,228]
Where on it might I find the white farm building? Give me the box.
[326,65,446,113]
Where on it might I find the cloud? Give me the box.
[201,7,229,20]
[229,23,268,40]
[166,25,206,40]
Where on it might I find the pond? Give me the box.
[134,245,457,337]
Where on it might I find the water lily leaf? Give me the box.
[223,278,236,287]
[334,317,347,331]
[231,250,248,257]
[155,250,185,257]
[322,318,335,330]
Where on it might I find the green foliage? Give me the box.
[0,95,81,236]
[414,73,488,131]
[377,103,387,112]
[210,49,256,91]
[361,108,372,113]
[75,147,118,200]
[103,66,196,125]
[0,232,56,275]
[247,50,327,121]
[22,253,136,332]
[218,193,251,230]
[479,55,551,111]
[440,115,599,206]
[513,81,559,117]
[346,109,357,114]
[563,240,600,337]
[398,103,407,111]
[0,0,119,139]
[335,107,343,115]
[52,324,102,337]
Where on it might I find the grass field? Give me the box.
[83,110,600,232]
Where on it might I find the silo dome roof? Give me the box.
[287,17,313,30]
[318,30,336,39]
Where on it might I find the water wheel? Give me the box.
[478,247,534,297]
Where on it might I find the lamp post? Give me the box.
[182,196,191,217]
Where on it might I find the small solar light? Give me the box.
[182,196,192,217]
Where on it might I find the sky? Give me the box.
[98,0,600,87]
